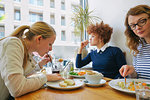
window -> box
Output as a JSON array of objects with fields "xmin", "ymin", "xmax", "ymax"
[
  {"xmin": 61, "ymin": 16, "xmax": 65, "ymax": 26},
  {"xmin": 0, "ymin": 5, "xmax": 5, "ymax": 17},
  {"xmin": 29, "ymin": 12, "xmax": 43, "ymax": 22},
  {"xmin": 50, "ymin": 0, "xmax": 55, "ymax": 8},
  {"xmin": 61, "ymin": 0, "xmax": 65, "ymax": 10},
  {"xmin": 29, "ymin": 0, "xmax": 43, "ymax": 6},
  {"xmin": 50, "ymin": 14, "xmax": 55, "ymax": 25},
  {"xmin": 14, "ymin": 9, "xmax": 21, "ymax": 21},
  {"xmin": 61, "ymin": 30, "xmax": 66, "ymax": 41},
  {"xmin": 14, "ymin": 0, "xmax": 21, "ymax": 2},
  {"xmin": 71, "ymin": 31, "xmax": 80, "ymax": 42},
  {"xmin": 0, "ymin": 26, "xmax": 5, "ymax": 39},
  {"xmin": 29, "ymin": 0, "xmax": 35, "ymax": 4},
  {"xmin": 37, "ymin": 0, "xmax": 43, "ymax": 6}
]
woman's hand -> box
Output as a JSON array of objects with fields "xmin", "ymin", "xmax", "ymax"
[
  {"xmin": 119, "ymin": 65, "xmax": 135, "ymax": 77},
  {"xmin": 38, "ymin": 54, "xmax": 52, "ymax": 69},
  {"xmin": 78, "ymin": 40, "xmax": 89, "ymax": 54},
  {"xmin": 46, "ymin": 74, "xmax": 64, "ymax": 81}
]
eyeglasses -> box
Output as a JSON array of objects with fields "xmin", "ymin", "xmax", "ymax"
[{"xmin": 129, "ymin": 17, "xmax": 149, "ymax": 30}]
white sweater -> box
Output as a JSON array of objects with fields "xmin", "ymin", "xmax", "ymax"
[{"xmin": 0, "ymin": 37, "xmax": 47, "ymax": 100}]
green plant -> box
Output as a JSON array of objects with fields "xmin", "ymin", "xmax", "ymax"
[
  {"xmin": 0, "ymin": 0, "xmax": 5, "ymax": 21},
  {"xmin": 72, "ymin": 4, "xmax": 101, "ymax": 41}
]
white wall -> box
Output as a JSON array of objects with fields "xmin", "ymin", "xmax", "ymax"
[{"xmin": 88, "ymin": 0, "xmax": 150, "ymax": 65}]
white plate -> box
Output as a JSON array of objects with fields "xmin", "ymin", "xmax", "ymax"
[
  {"xmin": 46, "ymin": 79, "xmax": 84, "ymax": 90},
  {"xmin": 85, "ymin": 79, "xmax": 106, "ymax": 87},
  {"xmin": 108, "ymin": 79, "xmax": 150, "ymax": 94},
  {"xmin": 69, "ymin": 75, "xmax": 85, "ymax": 78}
]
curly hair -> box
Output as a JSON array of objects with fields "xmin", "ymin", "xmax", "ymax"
[
  {"xmin": 87, "ymin": 21, "xmax": 113, "ymax": 44},
  {"xmin": 125, "ymin": 5, "xmax": 150, "ymax": 56}
]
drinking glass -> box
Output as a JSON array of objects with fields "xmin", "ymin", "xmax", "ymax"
[
  {"xmin": 135, "ymin": 81, "xmax": 150, "ymax": 100},
  {"xmin": 51, "ymin": 60, "xmax": 62, "ymax": 74}
]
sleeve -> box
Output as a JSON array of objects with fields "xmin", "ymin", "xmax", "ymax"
[
  {"xmin": 1, "ymin": 38, "xmax": 47, "ymax": 97},
  {"xmin": 114, "ymin": 48, "xmax": 127, "ymax": 78},
  {"xmin": 114, "ymin": 47, "xmax": 127, "ymax": 69},
  {"xmin": 34, "ymin": 63, "xmax": 41, "ymax": 71},
  {"xmin": 76, "ymin": 53, "xmax": 91, "ymax": 68},
  {"xmin": 128, "ymin": 56, "xmax": 138, "ymax": 78}
]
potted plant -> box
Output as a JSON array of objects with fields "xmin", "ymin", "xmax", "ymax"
[
  {"xmin": 72, "ymin": 4, "xmax": 101, "ymax": 41},
  {"xmin": 72, "ymin": 4, "xmax": 101, "ymax": 58}
]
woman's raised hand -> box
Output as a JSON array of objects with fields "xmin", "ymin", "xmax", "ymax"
[
  {"xmin": 119, "ymin": 65, "xmax": 135, "ymax": 77},
  {"xmin": 38, "ymin": 54, "xmax": 52, "ymax": 69},
  {"xmin": 78, "ymin": 40, "xmax": 89, "ymax": 54}
]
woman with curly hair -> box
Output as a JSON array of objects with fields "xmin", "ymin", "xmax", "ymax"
[
  {"xmin": 76, "ymin": 22, "xmax": 126, "ymax": 79},
  {"xmin": 119, "ymin": 5, "xmax": 150, "ymax": 80}
]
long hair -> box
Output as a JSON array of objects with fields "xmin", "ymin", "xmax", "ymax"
[
  {"xmin": 124, "ymin": 5, "xmax": 150, "ymax": 56},
  {"xmin": 1, "ymin": 21, "xmax": 56, "ymax": 69}
]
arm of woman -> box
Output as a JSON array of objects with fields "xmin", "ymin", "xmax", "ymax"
[
  {"xmin": 76, "ymin": 40, "xmax": 91, "ymax": 68},
  {"xmin": 1, "ymin": 38, "xmax": 47, "ymax": 97},
  {"xmin": 114, "ymin": 48, "xmax": 127, "ymax": 78},
  {"xmin": 76, "ymin": 53, "xmax": 91, "ymax": 68}
]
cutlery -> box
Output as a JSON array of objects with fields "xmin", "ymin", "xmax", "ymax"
[
  {"xmin": 47, "ymin": 53, "xmax": 54, "ymax": 68},
  {"xmin": 60, "ymin": 60, "xmax": 71, "ymax": 73},
  {"xmin": 124, "ymin": 77, "xmax": 127, "ymax": 88}
]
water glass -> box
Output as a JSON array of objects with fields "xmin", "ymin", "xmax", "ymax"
[{"xmin": 135, "ymin": 81, "xmax": 150, "ymax": 100}]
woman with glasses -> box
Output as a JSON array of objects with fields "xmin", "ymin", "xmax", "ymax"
[
  {"xmin": 119, "ymin": 5, "xmax": 150, "ymax": 80},
  {"xmin": 76, "ymin": 22, "xmax": 126, "ymax": 79}
]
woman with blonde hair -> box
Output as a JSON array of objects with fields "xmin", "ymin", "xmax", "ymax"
[
  {"xmin": 0, "ymin": 21, "xmax": 63, "ymax": 100},
  {"xmin": 119, "ymin": 5, "xmax": 150, "ymax": 79}
]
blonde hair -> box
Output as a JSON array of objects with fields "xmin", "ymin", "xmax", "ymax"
[
  {"xmin": 1, "ymin": 21, "xmax": 56, "ymax": 69},
  {"xmin": 124, "ymin": 5, "xmax": 150, "ymax": 56}
]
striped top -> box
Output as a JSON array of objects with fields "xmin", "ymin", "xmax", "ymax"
[{"xmin": 133, "ymin": 40, "xmax": 150, "ymax": 80}]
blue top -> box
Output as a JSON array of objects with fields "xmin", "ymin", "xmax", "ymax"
[
  {"xmin": 133, "ymin": 39, "xmax": 150, "ymax": 80},
  {"xmin": 76, "ymin": 46, "xmax": 127, "ymax": 79}
]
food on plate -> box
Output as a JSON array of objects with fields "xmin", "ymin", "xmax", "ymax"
[
  {"xmin": 64, "ymin": 79, "xmax": 75, "ymax": 86},
  {"xmin": 69, "ymin": 71, "xmax": 86, "ymax": 76},
  {"xmin": 69, "ymin": 72, "xmax": 78, "ymax": 76},
  {"xmin": 59, "ymin": 79, "xmax": 75, "ymax": 87},
  {"xmin": 78, "ymin": 71, "xmax": 86, "ymax": 76},
  {"xmin": 59, "ymin": 81, "xmax": 67, "ymax": 87},
  {"xmin": 117, "ymin": 81, "xmax": 150, "ymax": 91}
]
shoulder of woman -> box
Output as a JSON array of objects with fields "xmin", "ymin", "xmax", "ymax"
[
  {"xmin": 2, "ymin": 37, "xmax": 21, "ymax": 44},
  {"xmin": 107, "ymin": 46, "xmax": 120, "ymax": 50},
  {"xmin": 5, "ymin": 37, "xmax": 22, "ymax": 46},
  {"xmin": 2, "ymin": 37, "xmax": 24, "ymax": 52}
]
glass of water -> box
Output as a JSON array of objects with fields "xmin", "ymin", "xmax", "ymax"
[{"xmin": 135, "ymin": 81, "xmax": 150, "ymax": 100}]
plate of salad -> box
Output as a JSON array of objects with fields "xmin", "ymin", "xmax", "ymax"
[
  {"xmin": 69, "ymin": 71, "xmax": 86, "ymax": 78},
  {"xmin": 108, "ymin": 79, "xmax": 150, "ymax": 94}
]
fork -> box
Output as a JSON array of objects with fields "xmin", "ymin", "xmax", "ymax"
[
  {"xmin": 47, "ymin": 53, "xmax": 54, "ymax": 68},
  {"xmin": 124, "ymin": 77, "xmax": 127, "ymax": 88}
]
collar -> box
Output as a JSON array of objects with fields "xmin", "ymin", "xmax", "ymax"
[{"xmin": 97, "ymin": 43, "xmax": 108, "ymax": 53}]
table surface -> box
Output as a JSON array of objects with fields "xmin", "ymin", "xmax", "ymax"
[{"xmin": 15, "ymin": 77, "xmax": 136, "ymax": 100}]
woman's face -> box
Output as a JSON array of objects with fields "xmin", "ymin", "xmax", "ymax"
[
  {"xmin": 128, "ymin": 13, "xmax": 150, "ymax": 39},
  {"xmin": 89, "ymin": 33, "xmax": 100, "ymax": 46},
  {"xmin": 37, "ymin": 35, "xmax": 56, "ymax": 56}
]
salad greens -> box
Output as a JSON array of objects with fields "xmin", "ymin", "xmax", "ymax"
[{"xmin": 69, "ymin": 72, "xmax": 78, "ymax": 76}]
